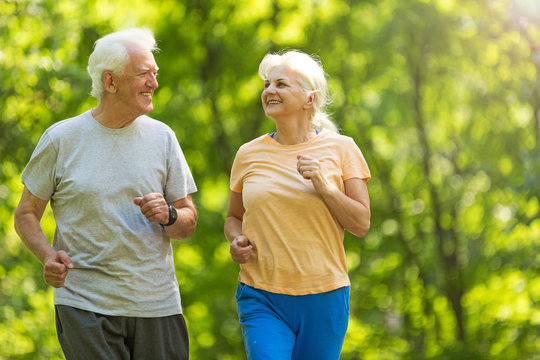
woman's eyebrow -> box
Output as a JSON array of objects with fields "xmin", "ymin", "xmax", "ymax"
[{"xmin": 266, "ymin": 78, "xmax": 288, "ymax": 82}]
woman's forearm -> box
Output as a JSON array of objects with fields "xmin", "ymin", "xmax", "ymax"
[{"xmin": 318, "ymin": 179, "xmax": 371, "ymax": 238}]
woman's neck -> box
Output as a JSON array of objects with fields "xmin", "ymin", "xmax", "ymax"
[{"xmin": 273, "ymin": 123, "xmax": 316, "ymax": 145}]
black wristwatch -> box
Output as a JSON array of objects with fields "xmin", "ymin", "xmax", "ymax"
[{"xmin": 163, "ymin": 205, "xmax": 178, "ymax": 226}]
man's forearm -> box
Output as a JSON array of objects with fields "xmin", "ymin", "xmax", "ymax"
[
  {"xmin": 14, "ymin": 211, "xmax": 55, "ymax": 265},
  {"xmin": 164, "ymin": 205, "xmax": 197, "ymax": 240}
]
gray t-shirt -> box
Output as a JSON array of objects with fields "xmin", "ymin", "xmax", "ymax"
[{"xmin": 21, "ymin": 110, "xmax": 197, "ymax": 317}]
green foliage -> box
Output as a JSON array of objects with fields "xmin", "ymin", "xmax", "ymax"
[{"xmin": 1, "ymin": 0, "xmax": 539, "ymax": 358}]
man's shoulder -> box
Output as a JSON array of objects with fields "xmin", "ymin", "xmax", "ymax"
[
  {"xmin": 44, "ymin": 110, "xmax": 92, "ymax": 138},
  {"xmin": 137, "ymin": 115, "xmax": 174, "ymax": 133}
]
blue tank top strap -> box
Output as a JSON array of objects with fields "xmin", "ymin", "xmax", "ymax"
[{"xmin": 270, "ymin": 130, "xmax": 319, "ymax": 138}]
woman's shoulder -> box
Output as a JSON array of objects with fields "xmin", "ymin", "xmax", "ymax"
[
  {"xmin": 238, "ymin": 133, "xmax": 271, "ymax": 151},
  {"xmin": 319, "ymin": 129, "xmax": 356, "ymax": 145}
]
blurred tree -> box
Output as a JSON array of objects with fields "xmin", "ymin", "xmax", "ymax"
[{"xmin": 1, "ymin": 0, "xmax": 538, "ymax": 359}]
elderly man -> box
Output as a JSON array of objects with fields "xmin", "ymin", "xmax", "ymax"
[{"xmin": 14, "ymin": 28, "xmax": 197, "ymax": 359}]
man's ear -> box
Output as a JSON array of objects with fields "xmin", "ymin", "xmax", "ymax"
[{"xmin": 102, "ymin": 71, "xmax": 117, "ymax": 93}]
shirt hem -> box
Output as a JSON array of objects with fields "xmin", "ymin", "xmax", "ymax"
[
  {"xmin": 53, "ymin": 299, "xmax": 182, "ymax": 318},
  {"xmin": 238, "ymin": 277, "xmax": 351, "ymax": 296}
]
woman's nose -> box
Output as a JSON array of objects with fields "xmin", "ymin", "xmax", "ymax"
[{"xmin": 264, "ymin": 85, "xmax": 276, "ymax": 94}]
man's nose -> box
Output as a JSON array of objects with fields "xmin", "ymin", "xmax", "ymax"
[{"xmin": 147, "ymin": 74, "xmax": 159, "ymax": 88}]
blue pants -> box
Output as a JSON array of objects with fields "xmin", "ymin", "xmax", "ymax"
[{"xmin": 235, "ymin": 283, "xmax": 350, "ymax": 360}]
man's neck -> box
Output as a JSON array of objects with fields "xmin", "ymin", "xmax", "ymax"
[{"xmin": 91, "ymin": 102, "xmax": 139, "ymax": 129}]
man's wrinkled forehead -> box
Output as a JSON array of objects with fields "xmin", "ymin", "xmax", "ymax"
[{"xmin": 126, "ymin": 44, "xmax": 159, "ymax": 71}]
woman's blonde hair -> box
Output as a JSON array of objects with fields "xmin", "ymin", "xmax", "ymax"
[{"xmin": 258, "ymin": 50, "xmax": 337, "ymax": 132}]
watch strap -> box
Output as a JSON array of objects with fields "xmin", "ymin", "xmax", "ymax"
[{"xmin": 163, "ymin": 205, "xmax": 178, "ymax": 226}]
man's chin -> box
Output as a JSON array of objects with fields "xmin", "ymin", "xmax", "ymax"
[{"xmin": 141, "ymin": 104, "xmax": 154, "ymax": 114}]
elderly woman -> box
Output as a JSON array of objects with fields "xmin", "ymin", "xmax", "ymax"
[{"xmin": 224, "ymin": 50, "xmax": 371, "ymax": 359}]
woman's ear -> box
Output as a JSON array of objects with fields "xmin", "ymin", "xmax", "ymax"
[{"xmin": 304, "ymin": 92, "xmax": 316, "ymax": 110}]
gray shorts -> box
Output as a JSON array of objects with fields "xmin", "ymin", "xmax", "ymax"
[{"xmin": 55, "ymin": 305, "xmax": 189, "ymax": 360}]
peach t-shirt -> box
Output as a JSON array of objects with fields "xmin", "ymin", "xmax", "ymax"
[{"xmin": 230, "ymin": 129, "xmax": 371, "ymax": 295}]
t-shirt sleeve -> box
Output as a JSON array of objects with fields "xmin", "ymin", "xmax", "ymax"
[
  {"xmin": 21, "ymin": 132, "xmax": 58, "ymax": 200},
  {"xmin": 164, "ymin": 130, "xmax": 197, "ymax": 203},
  {"xmin": 229, "ymin": 146, "xmax": 246, "ymax": 193},
  {"xmin": 342, "ymin": 137, "xmax": 371, "ymax": 181}
]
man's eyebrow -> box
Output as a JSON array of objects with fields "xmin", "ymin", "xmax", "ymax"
[{"xmin": 136, "ymin": 66, "xmax": 159, "ymax": 72}]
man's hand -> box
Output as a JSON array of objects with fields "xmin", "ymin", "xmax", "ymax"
[
  {"xmin": 134, "ymin": 193, "xmax": 169, "ymax": 224},
  {"xmin": 44, "ymin": 250, "xmax": 73, "ymax": 288}
]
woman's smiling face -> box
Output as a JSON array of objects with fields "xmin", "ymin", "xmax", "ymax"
[{"xmin": 261, "ymin": 65, "xmax": 311, "ymax": 120}]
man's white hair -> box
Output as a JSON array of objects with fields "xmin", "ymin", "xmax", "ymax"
[{"xmin": 87, "ymin": 28, "xmax": 158, "ymax": 99}]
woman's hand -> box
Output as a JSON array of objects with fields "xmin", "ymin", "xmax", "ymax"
[
  {"xmin": 297, "ymin": 154, "xmax": 330, "ymax": 193},
  {"xmin": 297, "ymin": 154, "xmax": 371, "ymax": 238},
  {"xmin": 230, "ymin": 235, "xmax": 253, "ymax": 264}
]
